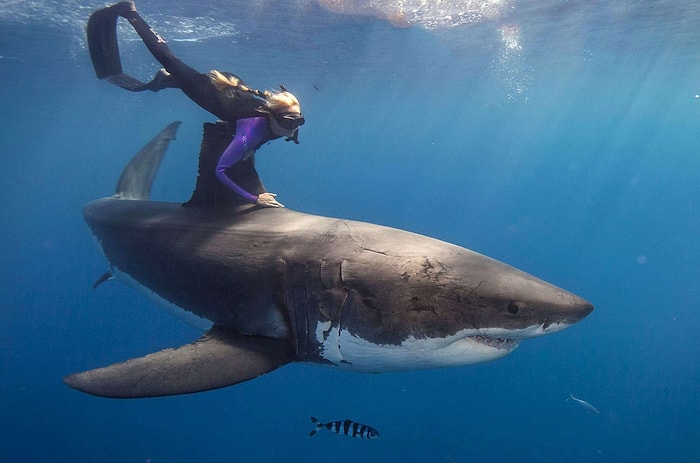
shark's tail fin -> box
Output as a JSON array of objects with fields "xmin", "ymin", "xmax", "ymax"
[{"xmin": 116, "ymin": 121, "xmax": 181, "ymax": 200}]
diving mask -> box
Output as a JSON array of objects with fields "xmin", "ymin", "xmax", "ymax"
[{"xmin": 277, "ymin": 112, "xmax": 305, "ymax": 131}]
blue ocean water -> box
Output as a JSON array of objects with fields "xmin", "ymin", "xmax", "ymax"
[{"xmin": 2, "ymin": 0, "xmax": 699, "ymax": 461}]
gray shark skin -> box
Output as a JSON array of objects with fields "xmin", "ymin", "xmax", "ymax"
[{"xmin": 64, "ymin": 123, "xmax": 593, "ymax": 398}]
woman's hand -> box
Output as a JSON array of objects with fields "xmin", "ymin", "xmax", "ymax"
[{"xmin": 255, "ymin": 192, "xmax": 285, "ymax": 208}]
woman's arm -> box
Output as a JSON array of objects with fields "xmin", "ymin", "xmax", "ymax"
[{"xmin": 215, "ymin": 117, "xmax": 269, "ymax": 203}]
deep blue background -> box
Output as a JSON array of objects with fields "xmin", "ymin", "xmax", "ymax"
[{"xmin": 2, "ymin": 1, "xmax": 699, "ymax": 461}]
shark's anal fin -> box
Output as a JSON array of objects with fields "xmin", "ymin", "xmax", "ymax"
[{"xmin": 63, "ymin": 326, "xmax": 294, "ymax": 398}]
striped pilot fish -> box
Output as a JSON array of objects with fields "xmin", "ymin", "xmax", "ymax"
[{"xmin": 309, "ymin": 417, "xmax": 380, "ymax": 439}]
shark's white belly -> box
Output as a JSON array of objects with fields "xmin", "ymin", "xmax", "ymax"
[{"xmin": 315, "ymin": 321, "xmax": 520, "ymax": 372}]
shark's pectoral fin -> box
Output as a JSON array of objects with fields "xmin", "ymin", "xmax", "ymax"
[{"xmin": 63, "ymin": 326, "xmax": 294, "ymax": 398}]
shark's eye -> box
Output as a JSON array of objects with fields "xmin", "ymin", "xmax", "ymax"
[{"xmin": 507, "ymin": 302, "xmax": 520, "ymax": 314}]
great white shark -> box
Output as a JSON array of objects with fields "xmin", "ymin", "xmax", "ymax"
[{"xmin": 64, "ymin": 122, "xmax": 593, "ymax": 398}]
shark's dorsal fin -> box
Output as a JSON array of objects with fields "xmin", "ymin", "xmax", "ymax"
[
  {"xmin": 116, "ymin": 121, "xmax": 181, "ymax": 200},
  {"xmin": 63, "ymin": 325, "xmax": 294, "ymax": 398}
]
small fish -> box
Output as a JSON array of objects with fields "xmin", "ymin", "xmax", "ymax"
[
  {"xmin": 309, "ymin": 417, "xmax": 380, "ymax": 439},
  {"xmin": 568, "ymin": 392, "xmax": 600, "ymax": 414},
  {"xmin": 92, "ymin": 269, "xmax": 114, "ymax": 289}
]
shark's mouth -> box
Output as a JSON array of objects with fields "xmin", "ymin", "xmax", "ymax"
[{"xmin": 471, "ymin": 335, "xmax": 520, "ymax": 350}]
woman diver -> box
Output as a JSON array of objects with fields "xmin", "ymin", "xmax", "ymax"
[{"xmin": 87, "ymin": 1, "xmax": 305, "ymax": 208}]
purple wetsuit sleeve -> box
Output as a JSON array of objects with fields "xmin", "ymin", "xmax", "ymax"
[{"xmin": 215, "ymin": 117, "xmax": 268, "ymax": 202}]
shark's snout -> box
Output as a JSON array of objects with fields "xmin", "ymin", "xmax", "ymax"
[
  {"xmin": 569, "ymin": 297, "xmax": 594, "ymax": 321},
  {"xmin": 535, "ymin": 295, "xmax": 594, "ymax": 337},
  {"xmin": 550, "ymin": 293, "xmax": 594, "ymax": 328}
]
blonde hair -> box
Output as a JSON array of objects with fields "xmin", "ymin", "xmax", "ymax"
[
  {"xmin": 208, "ymin": 70, "xmax": 300, "ymax": 112},
  {"xmin": 208, "ymin": 70, "xmax": 266, "ymax": 97},
  {"xmin": 264, "ymin": 91, "xmax": 300, "ymax": 112}
]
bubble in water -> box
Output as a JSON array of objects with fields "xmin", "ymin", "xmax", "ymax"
[
  {"xmin": 500, "ymin": 24, "xmax": 522, "ymax": 51},
  {"xmin": 494, "ymin": 22, "xmax": 532, "ymax": 101}
]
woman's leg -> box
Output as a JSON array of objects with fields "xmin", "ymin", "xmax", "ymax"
[
  {"xmin": 117, "ymin": 2, "xmax": 200, "ymax": 83},
  {"xmin": 88, "ymin": 3, "xmax": 218, "ymax": 98},
  {"xmin": 119, "ymin": 3, "xmax": 230, "ymax": 114}
]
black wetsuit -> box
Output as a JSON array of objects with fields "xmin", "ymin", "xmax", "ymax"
[
  {"xmin": 95, "ymin": 3, "xmax": 279, "ymax": 207},
  {"xmin": 120, "ymin": 7, "xmax": 265, "ymax": 122}
]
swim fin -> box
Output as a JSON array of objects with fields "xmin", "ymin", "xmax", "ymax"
[{"xmin": 86, "ymin": 2, "xmax": 169, "ymax": 92}]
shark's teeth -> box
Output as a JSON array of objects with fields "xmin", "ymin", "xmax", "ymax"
[{"xmin": 471, "ymin": 335, "xmax": 519, "ymax": 350}]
